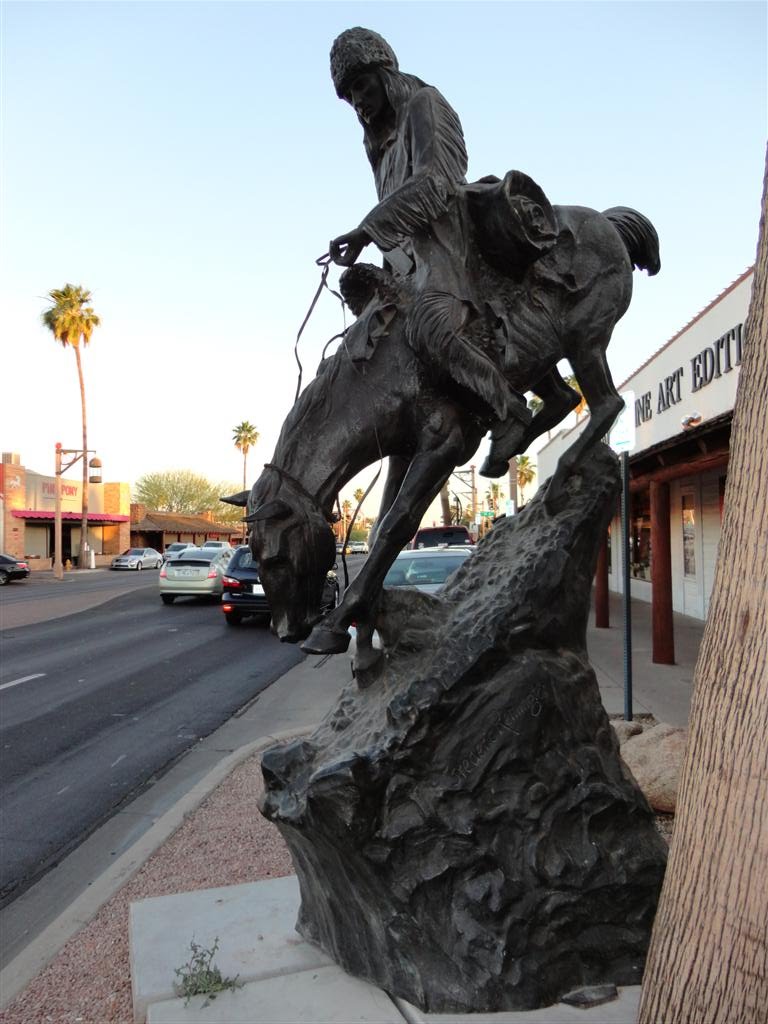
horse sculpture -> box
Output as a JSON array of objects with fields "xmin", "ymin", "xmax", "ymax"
[{"xmin": 223, "ymin": 176, "xmax": 659, "ymax": 668}]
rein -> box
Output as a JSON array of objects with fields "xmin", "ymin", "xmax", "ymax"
[{"xmin": 283, "ymin": 254, "xmax": 390, "ymax": 591}]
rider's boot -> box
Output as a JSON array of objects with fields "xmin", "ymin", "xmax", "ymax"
[{"xmin": 479, "ymin": 393, "xmax": 533, "ymax": 478}]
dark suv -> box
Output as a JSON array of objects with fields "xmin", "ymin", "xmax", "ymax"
[
  {"xmin": 410, "ymin": 526, "xmax": 473, "ymax": 549},
  {"xmin": 221, "ymin": 546, "xmax": 340, "ymax": 626}
]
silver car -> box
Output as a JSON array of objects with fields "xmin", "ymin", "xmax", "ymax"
[
  {"xmin": 382, "ymin": 546, "xmax": 473, "ymax": 594},
  {"xmin": 110, "ymin": 547, "xmax": 163, "ymax": 571},
  {"xmin": 159, "ymin": 548, "xmax": 231, "ymax": 604},
  {"xmin": 162, "ymin": 542, "xmax": 197, "ymax": 563}
]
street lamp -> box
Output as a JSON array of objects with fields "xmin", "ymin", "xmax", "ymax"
[{"xmin": 53, "ymin": 443, "xmax": 102, "ymax": 580}]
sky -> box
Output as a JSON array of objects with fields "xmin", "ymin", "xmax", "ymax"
[{"xmin": 1, "ymin": 0, "xmax": 765, "ymax": 515}]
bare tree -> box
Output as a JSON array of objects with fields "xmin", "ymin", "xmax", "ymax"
[{"xmin": 638, "ymin": 154, "xmax": 768, "ymax": 1024}]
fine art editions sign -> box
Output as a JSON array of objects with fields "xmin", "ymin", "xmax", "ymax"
[{"xmin": 634, "ymin": 321, "xmax": 744, "ymax": 427}]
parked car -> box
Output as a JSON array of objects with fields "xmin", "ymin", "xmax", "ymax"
[
  {"xmin": 110, "ymin": 547, "xmax": 163, "ymax": 571},
  {"xmin": 335, "ymin": 542, "xmax": 351, "ymax": 556},
  {"xmin": 221, "ymin": 545, "xmax": 340, "ymax": 626},
  {"xmin": 162, "ymin": 542, "xmax": 197, "ymax": 563},
  {"xmin": 383, "ymin": 546, "xmax": 473, "ymax": 593},
  {"xmin": 409, "ymin": 525, "xmax": 473, "ymax": 549},
  {"xmin": 348, "ymin": 547, "xmax": 474, "ymax": 672},
  {"xmin": 0, "ymin": 553, "xmax": 30, "ymax": 585},
  {"xmin": 349, "ymin": 540, "xmax": 369, "ymax": 554},
  {"xmin": 201, "ymin": 540, "xmax": 235, "ymax": 554},
  {"xmin": 159, "ymin": 548, "xmax": 231, "ymax": 604}
]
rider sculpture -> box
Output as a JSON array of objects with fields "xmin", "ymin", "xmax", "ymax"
[
  {"xmin": 328, "ymin": 26, "xmax": 554, "ymax": 476},
  {"xmin": 230, "ymin": 27, "xmax": 659, "ymax": 664}
]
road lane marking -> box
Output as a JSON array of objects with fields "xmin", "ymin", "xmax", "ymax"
[
  {"xmin": 0, "ymin": 673, "xmax": 46, "ymax": 692},
  {"xmin": 110, "ymin": 754, "xmax": 127, "ymax": 768}
]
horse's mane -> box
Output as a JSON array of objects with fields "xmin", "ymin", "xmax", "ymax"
[{"xmin": 277, "ymin": 347, "xmax": 346, "ymax": 472}]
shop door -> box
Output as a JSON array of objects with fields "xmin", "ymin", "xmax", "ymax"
[{"xmin": 680, "ymin": 488, "xmax": 704, "ymax": 619}]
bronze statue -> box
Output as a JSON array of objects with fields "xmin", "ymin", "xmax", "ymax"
[
  {"xmin": 229, "ymin": 27, "xmax": 659, "ymax": 661},
  {"xmin": 245, "ymin": 30, "xmax": 667, "ymax": 1014}
]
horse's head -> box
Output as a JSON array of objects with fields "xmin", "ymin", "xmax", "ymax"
[{"xmin": 244, "ymin": 473, "xmax": 336, "ymax": 643}]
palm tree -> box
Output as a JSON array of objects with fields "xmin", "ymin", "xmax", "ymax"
[
  {"xmin": 341, "ymin": 498, "xmax": 353, "ymax": 542},
  {"xmin": 232, "ymin": 421, "xmax": 259, "ymax": 491},
  {"xmin": 564, "ymin": 374, "xmax": 588, "ymax": 420},
  {"xmin": 516, "ymin": 455, "xmax": 536, "ymax": 504},
  {"xmin": 353, "ymin": 487, "xmax": 365, "ymax": 508},
  {"xmin": 41, "ymin": 284, "xmax": 100, "ymax": 567},
  {"xmin": 485, "ymin": 481, "xmax": 503, "ymax": 513}
]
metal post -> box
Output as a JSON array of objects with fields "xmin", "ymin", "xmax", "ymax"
[
  {"xmin": 54, "ymin": 443, "xmax": 63, "ymax": 580},
  {"xmin": 620, "ymin": 451, "xmax": 633, "ymax": 720}
]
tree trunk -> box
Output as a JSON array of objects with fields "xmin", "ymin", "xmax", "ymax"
[
  {"xmin": 75, "ymin": 345, "xmax": 89, "ymax": 568},
  {"xmin": 638, "ymin": 152, "xmax": 768, "ymax": 1024},
  {"xmin": 243, "ymin": 450, "xmax": 247, "ymax": 492},
  {"xmin": 440, "ymin": 483, "xmax": 452, "ymax": 526}
]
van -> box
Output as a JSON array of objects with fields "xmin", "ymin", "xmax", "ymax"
[{"xmin": 410, "ymin": 526, "xmax": 473, "ymax": 549}]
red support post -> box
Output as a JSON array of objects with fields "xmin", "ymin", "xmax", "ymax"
[
  {"xmin": 595, "ymin": 531, "xmax": 610, "ymax": 628},
  {"xmin": 650, "ymin": 479, "xmax": 675, "ymax": 664}
]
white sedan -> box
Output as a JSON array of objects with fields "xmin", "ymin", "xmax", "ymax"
[{"xmin": 110, "ymin": 547, "xmax": 163, "ymax": 571}]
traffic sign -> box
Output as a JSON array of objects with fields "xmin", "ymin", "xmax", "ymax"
[{"xmin": 609, "ymin": 391, "xmax": 636, "ymax": 454}]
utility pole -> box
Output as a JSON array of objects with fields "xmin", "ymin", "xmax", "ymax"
[
  {"xmin": 508, "ymin": 457, "xmax": 518, "ymax": 513},
  {"xmin": 53, "ymin": 443, "xmax": 101, "ymax": 580}
]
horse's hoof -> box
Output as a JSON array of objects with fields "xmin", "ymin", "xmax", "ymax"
[
  {"xmin": 354, "ymin": 646, "xmax": 384, "ymax": 677},
  {"xmin": 355, "ymin": 662, "xmax": 384, "ymax": 690},
  {"xmin": 302, "ymin": 624, "xmax": 351, "ymax": 655}
]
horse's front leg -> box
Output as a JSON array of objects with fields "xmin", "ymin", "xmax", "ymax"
[{"xmin": 302, "ymin": 423, "xmax": 468, "ymax": 655}]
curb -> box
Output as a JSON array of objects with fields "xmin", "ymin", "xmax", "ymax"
[{"xmin": 0, "ymin": 726, "xmax": 315, "ymax": 1011}]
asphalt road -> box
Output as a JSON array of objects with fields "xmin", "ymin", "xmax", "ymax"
[{"xmin": 0, "ymin": 576, "xmax": 303, "ymax": 905}]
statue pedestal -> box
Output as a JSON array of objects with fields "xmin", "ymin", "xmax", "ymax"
[{"xmin": 261, "ymin": 445, "xmax": 667, "ymax": 1014}]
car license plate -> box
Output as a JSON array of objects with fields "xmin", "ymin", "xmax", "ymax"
[
  {"xmin": 178, "ymin": 568, "xmax": 196, "ymax": 577},
  {"xmin": 252, "ymin": 584, "xmax": 264, "ymax": 595}
]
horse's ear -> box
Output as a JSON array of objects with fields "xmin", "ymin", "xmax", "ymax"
[
  {"xmin": 244, "ymin": 499, "xmax": 292, "ymax": 523},
  {"xmin": 220, "ymin": 490, "xmax": 250, "ymax": 508}
]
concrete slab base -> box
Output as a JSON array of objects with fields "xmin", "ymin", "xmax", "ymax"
[
  {"xmin": 130, "ymin": 875, "xmax": 641, "ymax": 1024},
  {"xmin": 146, "ymin": 965, "xmax": 405, "ymax": 1023},
  {"xmin": 129, "ymin": 875, "xmax": 331, "ymax": 1023}
]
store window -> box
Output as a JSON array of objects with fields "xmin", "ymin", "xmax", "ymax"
[
  {"xmin": 682, "ymin": 494, "xmax": 696, "ymax": 576},
  {"xmin": 630, "ymin": 491, "xmax": 651, "ymax": 581}
]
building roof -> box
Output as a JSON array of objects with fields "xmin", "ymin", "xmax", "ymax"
[
  {"xmin": 12, "ymin": 510, "xmax": 130, "ymax": 522},
  {"xmin": 617, "ymin": 266, "xmax": 755, "ymax": 390},
  {"xmin": 131, "ymin": 510, "xmax": 241, "ymax": 534}
]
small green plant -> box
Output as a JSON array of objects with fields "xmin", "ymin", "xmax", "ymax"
[{"xmin": 173, "ymin": 936, "xmax": 241, "ymax": 1006}]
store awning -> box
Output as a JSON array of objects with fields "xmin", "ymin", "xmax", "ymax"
[{"xmin": 12, "ymin": 510, "xmax": 130, "ymax": 522}]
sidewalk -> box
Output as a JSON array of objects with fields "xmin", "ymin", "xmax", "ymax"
[
  {"xmin": 0, "ymin": 596, "xmax": 701, "ymax": 1022},
  {"xmin": 588, "ymin": 591, "xmax": 702, "ymax": 728}
]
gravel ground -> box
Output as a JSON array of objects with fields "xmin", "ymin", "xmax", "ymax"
[
  {"xmin": 0, "ymin": 751, "xmax": 293, "ymax": 1024},
  {"xmin": 1, "ymin": 739, "xmax": 674, "ymax": 1024}
]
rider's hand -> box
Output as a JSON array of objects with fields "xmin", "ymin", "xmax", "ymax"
[{"xmin": 329, "ymin": 228, "xmax": 371, "ymax": 267}]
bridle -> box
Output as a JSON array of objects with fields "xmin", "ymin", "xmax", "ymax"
[{"xmin": 263, "ymin": 463, "xmax": 339, "ymax": 526}]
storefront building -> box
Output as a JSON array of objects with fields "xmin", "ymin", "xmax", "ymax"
[
  {"xmin": 537, "ymin": 267, "xmax": 753, "ymax": 661},
  {"xmin": 130, "ymin": 505, "xmax": 242, "ymax": 549},
  {"xmin": 0, "ymin": 453, "xmax": 131, "ymax": 567}
]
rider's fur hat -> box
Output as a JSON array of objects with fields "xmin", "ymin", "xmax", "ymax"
[{"xmin": 330, "ymin": 28, "xmax": 398, "ymax": 99}]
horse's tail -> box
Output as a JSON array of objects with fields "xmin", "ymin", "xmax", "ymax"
[{"xmin": 602, "ymin": 206, "xmax": 661, "ymax": 276}]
